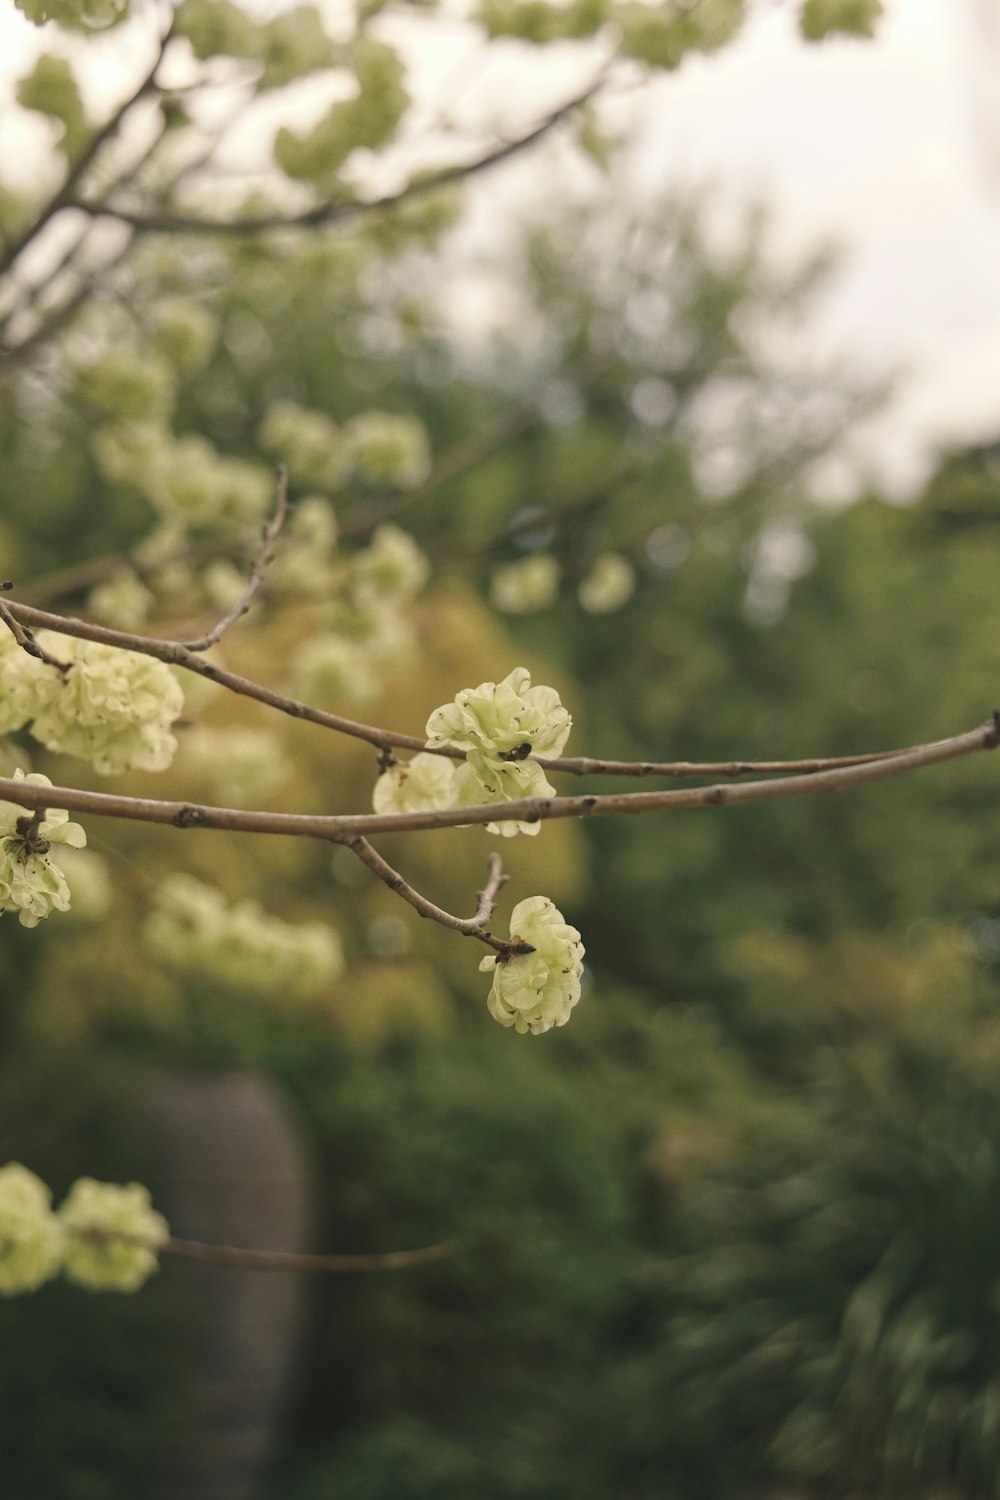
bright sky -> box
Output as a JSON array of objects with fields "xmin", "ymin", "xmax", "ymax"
[{"xmin": 2, "ymin": 0, "xmax": 999, "ymax": 496}]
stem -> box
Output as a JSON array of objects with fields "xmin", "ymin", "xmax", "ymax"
[
  {"xmin": 181, "ymin": 468, "xmax": 289, "ymax": 651},
  {"xmin": 0, "ymin": 719, "xmax": 993, "ymax": 840},
  {"xmin": 347, "ymin": 842, "xmax": 524, "ymax": 954},
  {"xmin": 74, "ymin": 68, "xmax": 609, "ymax": 236},
  {"xmin": 0, "ymin": 21, "xmax": 173, "ymax": 278},
  {"xmin": 70, "ymin": 1227, "xmax": 452, "ymax": 1274},
  {"xmin": 1, "ymin": 600, "xmax": 973, "ymax": 781}
]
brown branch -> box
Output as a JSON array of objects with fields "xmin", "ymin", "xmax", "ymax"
[
  {"xmin": 73, "ymin": 67, "xmax": 609, "ymax": 236},
  {"xmin": 181, "ymin": 468, "xmax": 289, "ymax": 651},
  {"xmin": 0, "ymin": 20, "xmax": 174, "ymax": 278},
  {"xmin": 0, "ymin": 591, "xmax": 70, "ymax": 671},
  {"xmin": 70, "ymin": 1227, "xmax": 453, "ymax": 1274},
  {"xmin": 347, "ymin": 841, "xmax": 525, "ymax": 954},
  {"xmin": 0, "ymin": 719, "xmax": 993, "ymax": 843},
  {"xmin": 0, "ymin": 598, "xmax": 987, "ymax": 784}
]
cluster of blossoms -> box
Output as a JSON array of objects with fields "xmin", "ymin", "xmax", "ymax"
[
  {"xmin": 145, "ymin": 874, "xmax": 344, "ymax": 1003},
  {"xmin": 480, "ymin": 897, "xmax": 585, "ymax": 1035},
  {"xmin": 423, "ymin": 666, "xmax": 572, "ymax": 837},
  {"xmin": 292, "ymin": 523, "xmax": 429, "ymax": 707},
  {"xmin": 0, "ymin": 771, "xmax": 87, "ymax": 927},
  {"xmin": 0, "ymin": 1162, "xmax": 168, "ymax": 1297},
  {"xmin": 372, "ymin": 671, "xmax": 587, "ymax": 1031},
  {"xmin": 0, "ymin": 630, "xmax": 184, "ymax": 776},
  {"xmin": 374, "ymin": 666, "xmax": 572, "ymax": 837},
  {"xmin": 178, "ymin": 725, "xmax": 288, "ymax": 808}
]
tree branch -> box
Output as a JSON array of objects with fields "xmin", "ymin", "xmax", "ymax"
[
  {"xmin": 0, "ymin": 719, "xmax": 993, "ymax": 841},
  {"xmin": 73, "ymin": 68, "xmax": 608, "ymax": 236},
  {"xmin": 0, "ymin": 19, "xmax": 174, "ymax": 278},
  {"xmin": 1, "ymin": 599, "xmax": 989, "ymax": 783},
  {"xmin": 71, "ymin": 1227, "xmax": 453, "ymax": 1274},
  {"xmin": 346, "ymin": 842, "xmax": 525, "ymax": 954},
  {"xmin": 180, "ymin": 468, "xmax": 289, "ymax": 651}
]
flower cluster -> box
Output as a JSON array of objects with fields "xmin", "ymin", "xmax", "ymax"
[
  {"xmin": 423, "ymin": 667, "xmax": 571, "ymax": 836},
  {"xmin": 14, "ymin": 633, "xmax": 185, "ymax": 775},
  {"xmin": 145, "ymin": 874, "xmax": 343, "ymax": 1002},
  {"xmin": 290, "ymin": 524, "xmax": 428, "ymax": 705},
  {"xmin": 59, "ymin": 1178, "xmax": 169, "ymax": 1292},
  {"xmin": 0, "ymin": 771, "xmax": 87, "ymax": 927},
  {"xmin": 0, "ymin": 1163, "xmax": 168, "ymax": 1297},
  {"xmin": 372, "ymin": 751, "xmax": 459, "ymax": 816},
  {"xmin": 480, "ymin": 897, "xmax": 585, "ymax": 1035}
]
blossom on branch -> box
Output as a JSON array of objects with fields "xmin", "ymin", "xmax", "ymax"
[
  {"xmin": 372, "ymin": 751, "xmax": 458, "ymax": 815},
  {"xmin": 0, "ymin": 770, "xmax": 87, "ymax": 928},
  {"xmin": 480, "ymin": 896, "xmax": 585, "ymax": 1035},
  {"xmin": 425, "ymin": 667, "xmax": 571, "ymax": 834},
  {"xmin": 59, "ymin": 1179, "xmax": 169, "ymax": 1293},
  {"xmin": 28, "ymin": 633, "xmax": 184, "ymax": 775},
  {"xmin": 0, "ymin": 1163, "xmax": 63, "ymax": 1295}
]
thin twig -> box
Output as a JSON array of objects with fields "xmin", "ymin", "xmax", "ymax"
[
  {"xmin": 74, "ymin": 67, "xmax": 609, "ymax": 235},
  {"xmin": 181, "ymin": 468, "xmax": 289, "ymax": 651},
  {"xmin": 0, "ymin": 719, "xmax": 993, "ymax": 842},
  {"xmin": 0, "ymin": 590, "xmax": 70, "ymax": 671},
  {"xmin": 70, "ymin": 1228, "xmax": 453, "ymax": 1274},
  {"xmin": 347, "ymin": 841, "xmax": 524, "ymax": 954},
  {"xmin": 0, "ymin": 598, "xmax": 965, "ymax": 780},
  {"xmin": 0, "ymin": 20, "xmax": 174, "ymax": 277}
]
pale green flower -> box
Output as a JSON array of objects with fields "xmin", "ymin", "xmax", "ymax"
[
  {"xmin": 0, "ymin": 771, "xmax": 87, "ymax": 928},
  {"xmin": 479, "ymin": 896, "xmax": 585, "ymax": 1035},
  {"xmin": 0, "ymin": 1163, "xmax": 63, "ymax": 1295},
  {"xmin": 0, "ymin": 630, "xmax": 59, "ymax": 736},
  {"xmin": 292, "ymin": 633, "xmax": 379, "ymax": 707},
  {"xmin": 87, "ymin": 568, "xmax": 154, "ymax": 631},
  {"xmin": 180, "ymin": 725, "xmax": 287, "ymax": 807},
  {"xmin": 490, "ymin": 554, "xmax": 560, "ymax": 615},
  {"xmin": 145, "ymin": 874, "xmax": 343, "ymax": 1002},
  {"xmin": 577, "ymin": 552, "xmax": 635, "ymax": 614},
  {"xmin": 28, "ymin": 633, "xmax": 184, "ymax": 776},
  {"xmin": 373, "ymin": 752, "xmax": 457, "ymax": 816},
  {"xmin": 345, "ymin": 411, "xmax": 432, "ymax": 489},
  {"xmin": 59, "ymin": 1179, "xmax": 169, "ymax": 1293},
  {"xmin": 151, "ymin": 299, "xmax": 217, "ymax": 374},
  {"xmin": 354, "ymin": 524, "xmax": 429, "ymax": 602},
  {"xmin": 258, "ymin": 401, "xmax": 350, "ymax": 492},
  {"xmin": 453, "ymin": 756, "xmax": 552, "ymax": 838},
  {"xmin": 426, "ymin": 666, "xmax": 572, "ymax": 768}
]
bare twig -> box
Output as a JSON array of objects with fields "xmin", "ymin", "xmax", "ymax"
[
  {"xmin": 0, "ymin": 596, "xmax": 983, "ymax": 781},
  {"xmin": 181, "ymin": 468, "xmax": 289, "ymax": 651},
  {"xmin": 346, "ymin": 841, "xmax": 525, "ymax": 954},
  {"xmin": 0, "ymin": 20, "xmax": 174, "ymax": 278},
  {"xmin": 0, "ymin": 719, "xmax": 993, "ymax": 842},
  {"xmin": 70, "ymin": 1227, "xmax": 453, "ymax": 1274},
  {"xmin": 73, "ymin": 68, "xmax": 609, "ymax": 236},
  {"xmin": 0, "ymin": 590, "xmax": 70, "ymax": 671}
]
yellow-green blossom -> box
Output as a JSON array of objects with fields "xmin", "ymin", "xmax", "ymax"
[
  {"xmin": 490, "ymin": 554, "xmax": 560, "ymax": 615},
  {"xmin": 373, "ymin": 752, "xmax": 457, "ymax": 816},
  {"xmin": 479, "ymin": 896, "xmax": 585, "ymax": 1035},
  {"xmin": 0, "ymin": 1163, "xmax": 63, "ymax": 1295},
  {"xmin": 145, "ymin": 874, "xmax": 343, "ymax": 1002},
  {"xmin": 577, "ymin": 552, "xmax": 635, "ymax": 614},
  {"xmin": 29, "ymin": 633, "xmax": 184, "ymax": 775},
  {"xmin": 59, "ymin": 1178, "xmax": 169, "ymax": 1293},
  {"xmin": 0, "ymin": 771, "xmax": 87, "ymax": 928}
]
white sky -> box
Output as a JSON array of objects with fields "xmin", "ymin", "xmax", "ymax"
[{"xmin": 2, "ymin": 0, "xmax": 999, "ymax": 496}]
